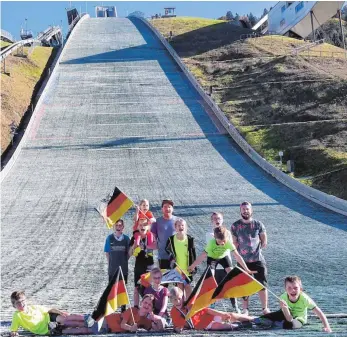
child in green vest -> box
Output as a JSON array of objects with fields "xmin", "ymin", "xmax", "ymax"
[
  {"xmin": 254, "ymin": 275, "xmax": 332, "ymax": 332},
  {"xmin": 188, "ymin": 226, "xmax": 255, "ymax": 275}
]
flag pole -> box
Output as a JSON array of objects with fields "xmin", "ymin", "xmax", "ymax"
[
  {"xmin": 116, "ymin": 192, "xmax": 153, "ymax": 225},
  {"xmin": 99, "ymin": 187, "xmax": 137, "ymax": 228},
  {"xmin": 235, "ymin": 265, "xmax": 281, "ymax": 301},
  {"xmin": 185, "ymin": 266, "xmax": 210, "ymax": 319},
  {"xmin": 119, "ymin": 266, "xmax": 136, "ymax": 325},
  {"xmin": 98, "ymin": 187, "xmax": 154, "ymax": 228},
  {"xmin": 133, "ymin": 203, "xmax": 153, "ymax": 223},
  {"xmin": 174, "ymin": 263, "xmax": 192, "ymax": 284}
]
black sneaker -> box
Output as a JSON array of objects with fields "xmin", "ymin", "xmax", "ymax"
[{"xmin": 50, "ymin": 325, "xmax": 63, "ymax": 336}]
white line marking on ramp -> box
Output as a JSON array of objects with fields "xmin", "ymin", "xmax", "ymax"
[
  {"xmin": 94, "ymin": 112, "xmax": 164, "ymax": 115},
  {"xmin": 87, "ymin": 135, "xmax": 167, "ymax": 139},
  {"xmin": 88, "ymin": 146, "xmax": 172, "ymax": 151},
  {"xmin": 93, "ymin": 123, "xmax": 156, "ymax": 126}
]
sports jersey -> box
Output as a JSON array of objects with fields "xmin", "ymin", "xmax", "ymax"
[
  {"xmin": 205, "ymin": 238, "xmax": 235, "ymax": 259},
  {"xmin": 11, "ymin": 305, "xmax": 50, "ymax": 335},
  {"xmin": 280, "ymin": 292, "xmax": 316, "ymax": 324}
]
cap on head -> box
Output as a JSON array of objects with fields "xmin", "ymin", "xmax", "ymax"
[{"xmin": 162, "ymin": 199, "xmax": 174, "ymax": 207}]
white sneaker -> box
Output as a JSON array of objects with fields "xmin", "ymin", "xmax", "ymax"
[
  {"xmin": 241, "ymin": 308, "xmax": 249, "ymax": 315},
  {"xmin": 84, "ymin": 314, "xmax": 95, "ymax": 328}
]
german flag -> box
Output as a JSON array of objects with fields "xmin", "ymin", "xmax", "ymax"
[
  {"xmin": 104, "ymin": 187, "xmax": 133, "ymax": 229},
  {"xmin": 91, "ymin": 267, "xmax": 129, "ymax": 322},
  {"xmin": 212, "ymin": 266, "xmax": 264, "ymax": 300},
  {"xmin": 185, "ymin": 266, "xmax": 217, "ymax": 320}
]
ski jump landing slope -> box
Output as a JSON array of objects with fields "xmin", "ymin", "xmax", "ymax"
[{"xmin": 1, "ymin": 17, "xmax": 346, "ymax": 335}]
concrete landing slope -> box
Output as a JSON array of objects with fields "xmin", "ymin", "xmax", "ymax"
[{"xmin": 1, "ymin": 17, "xmax": 346, "ymax": 333}]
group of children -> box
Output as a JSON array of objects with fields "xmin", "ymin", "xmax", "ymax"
[{"xmin": 9, "ymin": 199, "xmax": 332, "ymax": 335}]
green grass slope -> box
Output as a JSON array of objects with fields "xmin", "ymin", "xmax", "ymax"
[
  {"xmin": 151, "ymin": 18, "xmax": 347, "ymax": 200},
  {"xmin": 1, "ymin": 46, "xmax": 54, "ymax": 154}
]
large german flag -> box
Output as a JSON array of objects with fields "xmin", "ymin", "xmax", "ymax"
[
  {"xmin": 104, "ymin": 187, "xmax": 133, "ymax": 229},
  {"xmin": 185, "ymin": 266, "xmax": 217, "ymax": 320},
  {"xmin": 212, "ymin": 266, "xmax": 264, "ymax": 300},
  {"xmin": 91, "ymin": 267, "xmax": 129, "ymax": 322}
]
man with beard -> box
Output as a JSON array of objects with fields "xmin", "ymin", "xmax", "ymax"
[
  {"xmin": 231, "ymin": 202, "xmax": 269, "ymax": 316},
  {"xmin": 151, "ymin": 199, "xmax": 177, "ymax": 269}
]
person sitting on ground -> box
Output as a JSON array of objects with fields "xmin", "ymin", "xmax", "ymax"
[
  {"xmin": 254, "ymin": 275, "xmax": 332, "ymax": 332},
  {"xmin": 169, "ymin": 287, "xmax": 254, "ymax": 333},
  {"xmin": 165, "ymin": 218, "xmax": 196, "ymax": 299},
  {"xmin": 188, "ymin": 226, "xmax": 255, "ymax": 276},
  {"xmin": 106, "ymin": 294, "xmax": 166, "ymax": 332},
  {"xmin": 9, "ymin": 290, "xmax": 87, "ymax": 336},
  {"xmin": 144, "ymin": 268, "xmax": 169, "ymax": 318}
]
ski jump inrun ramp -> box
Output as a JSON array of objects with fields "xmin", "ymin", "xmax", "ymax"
[{"xmin": 1, "ymin": 16, "xmax": 346, "ymax": 336}]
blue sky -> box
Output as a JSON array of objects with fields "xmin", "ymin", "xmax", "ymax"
[{"xmin": 1, "ymin": 1, "xmax": 277, "ymax": 40}]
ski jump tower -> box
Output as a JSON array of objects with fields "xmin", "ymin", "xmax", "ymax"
[{"xmin": 253, "ymin": 1, "xmax": 345, "ymax": 39}]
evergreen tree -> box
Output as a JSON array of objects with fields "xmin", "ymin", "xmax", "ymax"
[
  {"xmin": 234, "ymin": 12, "xmax": 240, "ymax": 21},
  {"xmin": 248, "ymin": 12, "xmax": 257, "ymax": 26},
  {"xmin": 226, "ymin": 11, "xmax": 234, "ymax": 20},
  {"xmin": 342, "ymin": 6, "xmax": 347, "ymax": 21},
  {"xmin": 262, "ymin": 8, "xmax": 269, "ymax": 17}
]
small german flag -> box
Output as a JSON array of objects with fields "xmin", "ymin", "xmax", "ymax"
[
  {"xmin": 91, "ymin": 267, "xmax": 129, "ymax": 322},
  {"xmin": 185, "ymin": 266, "xmax": 217, "ymax": 320},
  {"xmin": 212, "ymin": 266, "xmax": 264, "ymax": 300},
  {"xmin": 104, "ymin": 187, "xmax": 133, "ymax": 229}
]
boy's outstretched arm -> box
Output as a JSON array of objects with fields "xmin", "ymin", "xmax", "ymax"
[
  {"xmin": 232, "ymin": 251, "xmax": 256, "ymax": 274},
  {"xmin": 280, "ymin": 300, "xmax": 293, "ymax": 322},
  {"xmin": 312, "ymin": 307, "xmax": 332, "ymax": 333},
  {"xmin": 187, "ymin": 252, "xmax": 207, "ymax": 272}
]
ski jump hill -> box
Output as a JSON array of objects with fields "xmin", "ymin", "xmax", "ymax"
[{"xmin": 1, "ymin": 16, "xmax": 346, "ymax": 336}]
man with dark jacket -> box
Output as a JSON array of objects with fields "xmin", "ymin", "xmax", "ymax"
[{"xmin": 165, "ymin": 218, "xmax": 196, "ymax": 299}]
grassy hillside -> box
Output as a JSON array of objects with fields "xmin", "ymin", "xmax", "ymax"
[
  {"xmin": 151, "ymin": 17, "xmax": 227, "ymax": 36},
  {"xmin": 152, "ymin": 18, "xmax": 347, "ymax": 200},
  {"xmin": 153, "ymin": 17, "xmax": 253, "ymax": 57},
  {"xmin": 1, "ymin": 46, "xmax": 54, "ymax": 154},
  {"xmin": 1, "ymin": 41, "xmax": 12, "ymax": 48}
]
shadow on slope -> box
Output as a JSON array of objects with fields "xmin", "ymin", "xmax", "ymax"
[
  {"xmin": 56, "ymin": 17, "xmax": 347, "ymax": 229},
  {"xmin": 169, "ymin": 22, "xmax": 253, "ymax": 58}
]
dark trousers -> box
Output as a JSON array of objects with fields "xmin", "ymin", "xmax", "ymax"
[
  {"xmin": 262, "ymin": 310, "xmax": 294, "ymax": 329},
  {"xmin": 159, "ymin": 259, "xmax": 171, "ymax": 288},
  {"xmin": 159, "ymin": 259, "xmax": 171, "ymax": 269}
]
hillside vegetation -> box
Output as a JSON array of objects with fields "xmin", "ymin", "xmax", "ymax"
[
  {"xmin": 152, "ymin": 18, "xmax": 347, "ymax": 200},
  {"xmin": 1, "ymin": 41, "xmax": 12, "ymax": 49},
  {"xmin": 308, "ymin": 18, "xmax": 347, "ymax": 49},
  {"xmin": 1, "ymin": 46, "xmax": 54, "ymax": 154}
]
